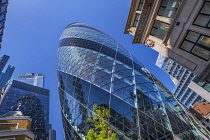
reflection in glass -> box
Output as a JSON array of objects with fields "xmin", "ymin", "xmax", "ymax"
[
  {"xmin": 198, "ymin": 36, "xmax": 210, "ymax": 48},
  {"xmin": 180, "ymin": 31, "xmax": 210, "ymax": 61},
  {"xmin": 193, "ymin": 2, "xmax": 210, "ymax": 29},
  {"xmin": 192, "ymin": 46, "xmax": 210, "ymax": 60},
  {"xmin": 57, "ymin": 23, "xmax": 202, "ymax": 140}
]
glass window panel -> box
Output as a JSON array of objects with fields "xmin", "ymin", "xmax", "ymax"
[
  {"xmin": 133, "ymin": 21, "xmax": 138, "ymax": 27},
  {"xmin": 2, "ymin": 0, "xmax": 7, "ymax": 3},
  {"xmin": 138, "ymin": 1, "xmax": 144, "ymax": 11},
  {"xmin": 180, "ymin": 41, "xmax": 194, "ymax": 52},
  {"xmin": 153, "ymin": 20, "xmax": 161, "ymax": 28},
  {"xmin": 194, "ymin": 15, "xmax": 210, "ymax": 27},
  {"xmin": 158, "ymin": 7, "xmax": 165, "ymax": 16},
  {"xmin": 201, "ymin": 2, "xmax": 210, "ymax": 14},
  {"xmin": 150, "ymin": 28, "xmax": 157, "ymax": 36},
  {"xmin": 0, "ymin": 14, "xmax": 4, "ymax": 21},
  {"xmin": 168, "ymin": 0, "xmax": 180, "ymax": 8},
  {"xmin": 160, "ymin": 23, "xmax": 170, "ymax": 31},
  {"xmin": 157, "ymin": 31, "xmax": 167, "ymax": 40},
  {"xmin": 192, "ymin": 46, "xmax": 210, "ymax": 60},
  {"xmin": 161, "ymin": 0, "xmax": 169, "ymax": 7},
  {"xmin": 164, "ymin": 9, "xmax": 176, "ymax": 18},
  {"xmin": 186, "ymin": 31, "xmax": 200, "ymax": 42},
  {"xmin": 0, "ymin": 6, "xmax": 6, "ymax": 13},
  {"xmin": 198, "ymin": 35, "xmax": 210, "ymax": 48}
]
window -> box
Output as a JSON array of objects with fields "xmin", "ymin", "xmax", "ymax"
[
  {"xmin": 193, "ymin": 2, "xmax": 210, "ymax": 29},
  {"xmin": 0, "ymin": 6, "xmax": 6, "ymax": 13},
  {"xmin": 137, "ymin": 0, "xmax": 144, "ymax": 11},
  {"xmin": 0, "ymin": 14, "xmax": 5, "ymax": 21},
  {"xmin": 133, "ymin": 14, "xmax": 141, "ymax": 27},
  {"xmin": 157, "ymin": 0, "xmax": 181, "ymax": 19},
  {"xmin": 1, "ymin": 0, "xmax": 7, "ymax": 4},
  {"xmin": 150, "ymin": 20, "xmax": 170, "ymax": 40},
  {"xmin": 180, "ymin": 31, "xmax": 210, "ymax": 61}
]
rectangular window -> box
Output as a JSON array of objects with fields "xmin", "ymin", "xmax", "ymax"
[
  {"xmin": 0, "ymin": 6, "xmax": 6, "ymax": 13},
  {"xmin": 193, "ymin": 2, "xmax": 210, "ymax": 29},
  {"xmin": 150, "ymin": 20, "xmax": 170, "ymax": 40},
  {"xmin": 137, "ymin": 0, "xmax": 144, "ymax": 11},
  {"xmin": 157, "ymin": 0, "xmax": 181, "ymax": 19},
  {"xmin": 1, "ymin": 0, "xmax": 7, "ymax": 4},
  {"xmin": 180, "ymin": 31, "xmax": 210, "ymax": 61},
  {"xmin": 0, "ymin": 14, "xmax": 5, "ymax": 21},
  {"xmin": 133, "ymin": 14, "xmax": 141, "ymax": 27}
]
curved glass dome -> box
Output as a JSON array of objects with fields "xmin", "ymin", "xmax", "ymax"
[{"xmin": 57, "ymin": 23, "xmax": 201, "ymax": 140}]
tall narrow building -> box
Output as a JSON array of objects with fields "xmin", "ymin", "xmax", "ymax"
[
  {"xmin": 0, "ymin": 65, "xmax": 15, "ymax": 88},
  {"xmin": 0, "ymin": 55, "xmax": 9, "ymax": 72},
  {"xmin": 0, "ymin": 0, "xmax": 9, "ymax": 49},
  {"xmin": 155, "ymin": 53, "xmax": 207, "ymax": 107},
  {"xmin": 57, "ymin": 23, "xmax": 202, "ymax": 140},
  {"xmin": 0, "ymin": 73, "xmax": 50, "ymax": 140}
]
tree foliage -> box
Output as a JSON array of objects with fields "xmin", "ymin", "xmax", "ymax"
[{"xmin": 86, "ymin": 106, "xmax": 119, "ymax": 140}]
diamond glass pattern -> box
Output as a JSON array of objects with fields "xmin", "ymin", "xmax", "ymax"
[{"xmin": 57, "ymin": 23, "xmax": 201, "ymax": 140}]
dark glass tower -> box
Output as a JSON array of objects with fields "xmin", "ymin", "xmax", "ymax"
[
  {"xmin": 0, "ymin": 55, "xmax": 9, "ymax": 72},
  {"xmin": 0, "ymin": 65, "xmax": 15, "ymax": 87},
  {"xmin": 0, "ymin": 74, "xmax": 50, "ymax": 140},
  {"xmin": 57, "ymin": 23, "xmax": 201, "ymax": 140},
  {"xmin": 0, "ymin": 0, "xmax": 9, "ymax": 49}
]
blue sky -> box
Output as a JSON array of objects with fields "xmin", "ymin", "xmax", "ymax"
[{"xmin": 1, "ymin": 0, "xmax": 174, "ymax": 139}]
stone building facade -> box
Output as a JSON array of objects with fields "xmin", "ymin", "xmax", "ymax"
[{"xmin": 125, "ymin": 0, "xmax": 210, "ymax": 82}]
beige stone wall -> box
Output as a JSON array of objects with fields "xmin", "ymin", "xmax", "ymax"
[
  {"xmin": 125, "ymin": 0, "xmax": 210, "ymax": 82},
  {"xmin": 0, "ymin": 119, "xmax": 31, "ymax": 130},
  {"xmin": 0, "ymin": 135, "xmax": 33, "ymax": 140}
]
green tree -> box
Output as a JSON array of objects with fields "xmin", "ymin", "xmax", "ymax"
[{"xmin": 86, "ymin": 105, "xmax": 119, "ymax": 140}]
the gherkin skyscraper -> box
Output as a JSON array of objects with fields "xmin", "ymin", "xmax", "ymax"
[{"xmin": 57, "ymin": 23, "xmax": 201, "ymax": 140}]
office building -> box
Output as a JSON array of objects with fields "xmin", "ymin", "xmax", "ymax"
[
  {"xmin": 0, "ymin": 65, "xmax": 15, "ymax": 88},
  {"xmin": 49, "ymin": 124, "xmax": 56, "ymax": 140},
  {"xmin": 15, "ymin": 73, "xmax": 44, "ymax": 88},
  {"xmin": 0, "ymin": 111, "xmax": 35, "ymax": 140},
  {"xmin": 0, "ymin": 55, "xmax": 9, "ymax": 72},
  {"xmin": 57, "ymin": 23, "xmax": 202, "ymax": 139},
  {"xmin": 0, "ymin": 73, "xmax": 50, "ymax": 140},
  {"xmin": 190, "ymin": 102, "xmax": 210, "ymax": 132},
  {"xmin": 124, "ymin": 0, "xmax": 210, "ymax": 83},
  {"xmin": 156, "ymin": 53, "xmax": 210, "ymax": 107},
  {"xmin": 0, "ymin": 0, "xmax": 9, "ymax": 49}
]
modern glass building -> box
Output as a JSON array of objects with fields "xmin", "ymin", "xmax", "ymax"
[
  {"xmin": 15, "ymin": 73, "xmax": 44, "ymax": 88},
  {"xmin": 0, "ymin": 74, "xmax": 50, "ymax": 140},
  {"xmin": 57, "ymin": 23, "xmax": 201, "ymax": 140},
  {"xmin": 0, "ymin": 55, "xmax": 9, "ymax": 72},
  {"xmin": 0, "ymin": 0, "xmax": 9, "ymax": 49},
  {"xmin": 155, "ymin": 53, "xmax": 207, "ymax": 108},
  {"xmin": 0, "ymin": 65, "xmax": 15, "ymax": 88}
]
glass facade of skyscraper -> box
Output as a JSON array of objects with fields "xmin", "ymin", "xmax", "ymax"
[
  {"xmin": 57, "ymin": 23, "xmax": 201, "ymax": 140},
  {"xmin": 0, "ymin": 0, "xmax": 9, "ymax": 49},
  {"xmin": 0, "ymin": 65, "xmax": 15, "ymax": 88},
  {"xmin": 15, "ymin": 73, "xmax": 44, "ymax": 88},
  {"xmin": 0, "ymin": 79, "xmax": 49, "ymax": 140},
  {"xmin": 0, "ymin": 55, "xmax": 9, "ymax": 72}
]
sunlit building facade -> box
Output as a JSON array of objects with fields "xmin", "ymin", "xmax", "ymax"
[
  {"xmin": 15, "ymin": 73, "xmax": 44, "ymax": 88},
  {"xmin": 124, "ymin": 0, "xmax": 210, "ymax": 83},
  {"xmin": 57, "ymin": 23, "xmax": 202, "ymax": 140}
]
